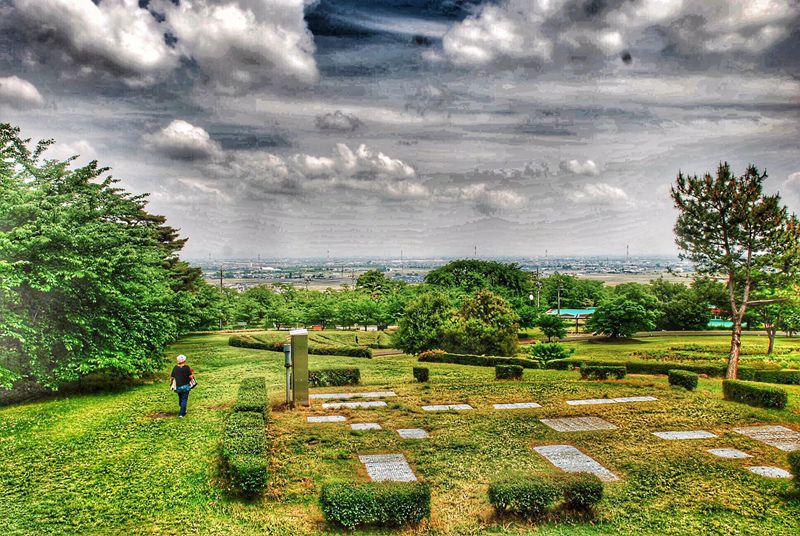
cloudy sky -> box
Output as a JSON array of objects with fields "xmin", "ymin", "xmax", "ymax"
[{"xmin": 1, "ymin": 0, "xmax": 799, "ymax": 259}]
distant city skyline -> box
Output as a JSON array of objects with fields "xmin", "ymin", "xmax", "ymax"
[{"xmin": 1, "ymin": 1, "xmax": 798, "ymax": 258}]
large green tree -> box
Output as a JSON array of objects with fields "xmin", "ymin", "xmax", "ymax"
[
  {"xmin": 444, "ymin": 289, "xmax": 519, "ymax": 356},
  {"xmin": 671, "ymin": 163, "xmax": 800, "ymax": 378},
  {"xmin": 425, "ymin": 259, "xmax": 530, "ymax": 295},
  {"xmin": 586, "ymin": 295, "xmax": 657, "ymax": 338},
  {"xmin": 392, "ymin": 291, "xmax": 453, "ymax": 355}
]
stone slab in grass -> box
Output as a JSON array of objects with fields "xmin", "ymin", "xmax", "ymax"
[
  {"xmin": 707, "ymin": 448, "xmax": 752, "ymax": 459},
  {"xmin": 310, "ymin": 391, "xmax": 397, "ymax": 400},
  {"xmin": 747, "ymin": 466, "xmax": 793, "ymax": 479},
  {"xmin": 566, "ymin": 396, "xmax": 658, "ymax": 406},
  {"xmin": 359, "ymin": 453, "xmax": 417, "ymax": 482},
  {"xmin": 351, "ymin": 422, "xmax": 382, "ymax": 430},
  {"xmin": 652, "ymin": 430, "xmax": 717, "ymax": 440},
  {"xmin": 421, "ymin": 404, "xmax": 474, "ymax": 411},
  {"xmin": 493, "ymin": 402, "xmax": 542, "ymax": 410},
  {"xmin": 732, "ymin": 425, "xmax": 800, "ymax": 452},
  {"xmin": 307, "ymin": 415, "xmax": 347, "ymax": 423},
  {"xmin": 321, "ymin": 400, "xmax": 388, "ymax": 409},
  {"xmin": 533, "ymin": 445, "xmax": 619, "ymax": 482},
  {"xmin": 396, "ymin": 428, "xmax": 428, "ymax": 439},
  {"xmin": 540, "ymin": 416, "xmax": 618, "ymax": 432}
]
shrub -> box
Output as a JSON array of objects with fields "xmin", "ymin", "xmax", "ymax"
[
  {"xmin": 738, "ymin": 369, "xmax": 800, "ymax": 385},
  {"xmin": 561, "ymin": 474, "xmax": 604, "ymax": 511},
  {"xmin": 668, "ymin": 369, "xmax": 699, "ymax": 391},
  {"xmin": 580, "ymin": 364, "xmax": 626, "ymax": 380},
  {"xmin": 418, "ymin": 349, "xmax": 538, "ymax": 369},
  {"xmin": 222, "ymin": 411, "xmax": 268, "ymax": 495},
  {"xmin": 495, "ymin": 364, "xmax": 523, "ymax": 380},
  {"xmin": 722, "ymin": 380, "xmax": 787, "ymax": 409},
  {"xmin": 309, "ymin": 368, "xmax": 360, "ymax": 387},
  {"xmin": 528, "ymin": 342, "xmax": 574, "ymax": 368},
  {"xmin": 413, "ymin": 366, "xmax": 429, "ymax": 382},
  {"xmin": 547, "ymin": 358, "xmax": 727, "ymax": 377},
  {"xmin": 319, "ymin": 482, "xmax": 431, "ymax": 529},
  {"xmin": 488, "ymin": 477, "xmax": 561, "ymax": 518},
  {"xmin": 233, "ymin": 376, "xmax": 268, "ymax": 414},
  {"xmin": 789, "ymin": 451, "xmax": 800, "ymax": 489}
]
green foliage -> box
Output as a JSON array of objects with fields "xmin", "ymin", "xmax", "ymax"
[
  {"xmin": 668, "ymin": 369, "xmax": 699, "ymax": 391},
  {"xmin": 417, "ymin": 349, "xmax": 538, "ymax": 369},
  {"xmin": 443, "ymin": 289, "xmax": 519, "ymax": 356},
  {"xmin": 549, "ymin": 358, "xmax": 728, "ymax": 376},
  {"xmin": 319, "ymin": 482, "xmax": 431, "ymax": 529},
  {"xmin": 540, "ymin": 273, "xmax": 607, "ymax": 309},
  {"xmin": 308, "ymin": 368, "xmax": 360, "ymax": 387},
  {"xmin": 528, "ymin": 342, "xmax": 573, "ymax": 367},
  {"xmin": 737, "ymin": 369, "xmax": 800, "ymax": 385},
  {"xmin": 586, "ymin": 294, "xmax": 657, "ymax": 338},
  {"xmin": 233, "ymin": 376, "xmax": 268, "ymax": 414},
  {"xmin": 222, "ymin": 411, "xmax": 268, "ymax": 495},
  {"xmin": 228, "ymin": 335, "xmax": 372, "ymax": 358},
  {"xmin": 537, "ymin": 314, "xmax": 568, "ymax": 341},
  {"xmin": 392, "ymin": 292, "xmax": 453, "ymax": 354},
  {"xmin": 355, "ymin": 269, "xmax": 399, "ymax": 294},
  {"xmin": 789, "ymin": 451, "xmax": 800, "ymax": 489},
  {"xmin": 488, "ymin": 477, "xmax": 561, "ymax": 518},
  {"xmin": 425, "ymin": 259, "xmax": 530, "ymax": 295},
  {"xmin": 561, "ymin": 474, "xmax": 604, "ymax": 511},
  {"xmin": 495, "ymin": 364, "xmax": 523, "ymax": 380},
  {"xmin": 722, "ymin": 380, "xmax": 788, "ymax": 409},
  {"xmin": 412, "ymin": 366, "xmax": 429, "ymax": 382},
  {"xmin": 580, "ymin": 364, "xmax": 627, "ymax": 380}
]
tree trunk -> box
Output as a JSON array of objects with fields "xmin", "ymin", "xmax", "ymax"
[
  {"xmin": 727, "ymin": 319, "xmax": 742, "ymax": 379},
  {"xmin": 767, "ymin": 327, "xmax": 775, "ymax": 354}
]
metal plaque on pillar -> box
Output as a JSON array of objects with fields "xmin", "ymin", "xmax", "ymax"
[{"xmin": 290, "ymin": 329, "xmax": 309, "ymax": 406}]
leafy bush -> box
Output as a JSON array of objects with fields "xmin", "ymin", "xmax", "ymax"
[
  {"xmin": 442, "ymin": 290, "xmax": 520, "ymax": 356},
  {"xmin": 722, "ymin": 380, "xmax": 787, "ymax": 409},
  {"xmin": 737, "ymin": 369, "xmax": 800, "ymax": 385},
  {"xmin": 536, "ymin": 314, "xmax": 568, "ymax": 341},
  {"xmin": 668, "ymin": 369, "xmax": 698, "ymax": 391},
  {"xmin": 488, "ymin": 477, "xmax": 561, "ymax": 518},
  {"xmin": 222, "ymin": 411, "xmax": 268, "ymax": 495},
  {"xmin": 413, "ymin": 366, "xmax": 429, "ymax": 382},
  {"xmin": 233, "ymin": 376, "xmax": 268, "ymax": 414},
  {"xmin": 417, "ymin": 349, "xmax": 538, "ymax": 369},
  {"xmin": 495, "ymin": 364, "xmax": 523, "ymax": 380},
  {"xmin": 789, "ymin": 451, "xmax": 800, "ymax": 489},
  {"xmin": 229, "ymin": 335, "xmax": 372, "ymax": 358},
  {"xmin": 309, "ymin": 368, "xmax": 360, "ymax": 387},
  {"xmin": 319, "ymin": 482, "xmax": 431, "ymax": 529},
  {"xmin": 580, "ymin": 364, "xmax": 626, "ymax": 380},
  {"xmin": 561, "ymin": 474, "xmax": 604, "ymax": 511},
  {"xmin": 547, "ymin": 358, "xmax": 728, "ymax": 376},
  {"xmin": 527, "ymin": 342, "xmax": 574, "ymax": 367}
]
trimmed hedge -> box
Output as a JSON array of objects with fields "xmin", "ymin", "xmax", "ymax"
[
  {"xmin": 222, "ymin": 411, "xmax": 268, "ymax": 495},
  {"xmin": 418, "ymin": 349, "xmax": 538, "ymax": 369},
  {"xmin": 413, "ymin": 367, "xmax": 429, "ymax": 383},
  {"xmin": 496, "ymin": 364, "xmax": 523, "ymax": 380},
  {"xmin": 548, "ymin": 358, "xmax": 729, "ymax": 377},
  {"xmin": 722, "ymin": 380, "xmax": 788, "ymax": 409},
  {"xmin": 738, "ymin": 368, "xmax": 800, "ymax": 385},
  {"xmin": 319, "ymin": 482, "xmax": 431, "ymax": 529},
  {"xmin": 309, "ymin": 368, "xmax": 360, "ymax": 387},
  {"xmin": 233, "ymin": 376, "xmax": 268, "ymax": 414},
  {"xmin": 229, "ymin": 335, "xmax": 373, "ymax": 358},
  {"xmin": 580, "ymin": 364, "xmax": 626, "ymax": 380},
  {"xmin": 489, "ymin": 475, "xmax": 603, "ymax": 518},
  {"xmin": 561, "ymin": 474, "xmax": 604, "ymax": 511},
  {"xmin": 789, "ymin": 451, "xmax": 800, "ymax": 489},
  {"xmin": 668, "ymin": 369, "xmax": 698, "ymax": 391}
]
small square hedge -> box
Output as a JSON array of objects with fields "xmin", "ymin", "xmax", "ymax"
[
  {"xmin": 668, "ymin": 369, "xmax": 698, "ymax": 391},
  {"xmin": 495, "ymin": 364, "xmax": 523, "ymax": 380},
  {"xmin": 413, "ymin": 367, "xmax": 429, "ymax": 382},
  {"xmin": 789, "ymin": 451, "xmax": 800, "ymax": 489},
  {"xmin": 233, "ymin": 376, "xmax": 268, "ymax": 414},
  {"xmin": 488, "ymin": 477, "xmax": 561, "ymax": 518},
  {"xmin": 309, "ymin": 367, "xmax": 360, "ymax": 387},
  {"xmin": 561, "ymin": 474, "xmax": 603, "ymax": 511},
  {"xmin": 580, "ymin": 364, "xmax": 626, "ymax": 380},
  {"xmin": 222, "ymin": 411, "xmax": 268, "ymax": 494},
  {"xmin": 722, "ymin": 380, "xmax": 787, "ymax": 409},
  {"xmin": 319, "ymin": 482, "xmax": 430, "ymax": 529}
]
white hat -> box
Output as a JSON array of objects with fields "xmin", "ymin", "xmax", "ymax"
[{"xmin": 176, "ymin": 354, "xmax": 187, "ymax": 363}]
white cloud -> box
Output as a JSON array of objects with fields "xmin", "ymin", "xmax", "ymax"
[
  {"xmin": 560, "ymin": 159, "xmax": 600, "ymax": 176},
  {"xmin": 144, "ymin": 120, "xmax": 222, "ymax": 160},
  {"xmin": 571, "ymin": 182, "xmax": 631, "ymax": 206},
  {"xmin": 448, "ymin": 183, "xmax": 525, "ymax": 215},
  {"xmin": 0, "ymin": 75, "xmax": 44, "ymax": 109},
  {"xmin": 47, "ymin": 139, "xmax": 95, "ymax": 163},
  {"xmin": 782, "ymin": 172, "xmax": 800, "ymax": 208},
  {"xmin": 315, "ymin": 111, "xmax": 363, "ymax": 132}
]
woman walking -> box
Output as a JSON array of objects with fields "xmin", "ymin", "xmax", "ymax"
[{"xmin": 170, "ymin": 354, "xmax": 195, "ymax": 418}]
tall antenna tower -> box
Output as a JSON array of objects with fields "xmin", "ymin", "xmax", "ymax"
[
  {"xmin": 474, "ymin": 244, "xmax": 477, "ymax": 258},
  {"xmin": 626, "ymin": 244, "xmax": 630, "ymax": 261}
]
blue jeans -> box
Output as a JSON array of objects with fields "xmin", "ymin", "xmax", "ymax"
[{"xmin": 177, "ymin": 389, "xmax": 190, "ymax": 417}]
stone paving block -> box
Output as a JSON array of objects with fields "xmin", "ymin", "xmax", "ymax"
[
  {"xmin": 322, "ymin": 400, "xmax": 388, "ymax": 409},
  {"xmin": 613, "ymin": 396, "xmax": 658, "ymax": 403},
  {"xmin": 533, "ymin": 444, "xmax": 619, "ymax": 482},
  {"xmin": 493, "ymin": 402, "xmax": 542, "ymax": 410},
  {"xmin": 310, "ymin": 391, "xmax": 397, "ymax": 400},
  {"xmin": 351, "ymin": 422, "xmax": 382, "ymax": 430},
  {"xmin": 307, "ymin": 415, "xmax": 347, "ymax": 423},
  {"xmin": 747, "ymin": 466, "xmax": 793, "ymax": 478},
  {"xmin": 652, "ymin": 430, "xmax": 716, "ymax": 440},
  {"xmin": 421, "ymin": 404, "xmax": 474, "ymax": 411},
  {"xmin": 732, "ymin": 425, "xmax": 800, "ymax": 452},
  {"xmin": 707, "ymin": 448, "xmax": 752, "ymax": 459},
  {"xmin": 566, "ymin": 396, "xmax": 658, "ymax": 406},
  {"xmin": 540, "ymin": 416, "xmax": 618, "ymax": 432},
  {"xmin": 358, "ymin": 453, "xmax": 417, "ymax": 482},
  {"xmin": 397, "ymin": 428, "xmax": 429, "ymax": 439}
]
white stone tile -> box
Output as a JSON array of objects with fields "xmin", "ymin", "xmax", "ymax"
[
  {"xmin": 707, "ymin": 448, "xmax": 752, "ymax": 459},
  {"xmin": 533, "ymin": 445, "xmax": 619, "ymax": 482},
  {"xmin": 307, "ymin": 415, "xmax": 347, "ymax": 423},
  {"xmin": 540, "ymin": 416, "xmax": 618, "ymax": 432},
  {"xmin": 613, "ymin": 396, "xmax": 658, "ymax": 403},
  {"xmin": 652, "ymin": 430, "xmax": 716, "ymax": 440},
  {"xmin": 351, "ymin": 422, "xmax": 382, "ymax": 430},
  {"xmin": 566, "ymin": 396, "xmax": 658, "ymax": 406},
  {"xmin": 310, "ymin": 391, "xmax": 397, "ymax": 400},
  {"xmin": 747, "ymin": 466, "xmax": 793, "ymax": 479},
  {"xmin": 396, "ymin": 428, "xmax": 428, "ymax": 439},
  {"xmin": 322, "ymin": 400, "xmax": 388, "ymax": 409},
  {"xmin": 493, "ymin": 402, "xmax": 542, "ymax": 410},
  {"xmin": 421, "ymin": 404, "xmax": 474, "ymax": 411},
  {"xmin": 732, "ymin": 425, "xmax": 800, "ymax": 452},
  {"xmin": 359, "ymin": 453, "xmax": 417, "ymax": 482}
]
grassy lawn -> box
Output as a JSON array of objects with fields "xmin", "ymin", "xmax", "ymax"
[{"xmin": 1, "ymin": 333, "xmax": 799, "ymax": 535}]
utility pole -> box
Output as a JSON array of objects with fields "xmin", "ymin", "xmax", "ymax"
[
  {"xmin": 557, "ymin": 282, "xmax": 563, "ymax": 316},
  {"xmin": 219, "ymin": 264, "xmax": 224, "ymax": 330},
  {"xmin": 535, "ymin": 266, "xmax": 542, "ymax": 308}
]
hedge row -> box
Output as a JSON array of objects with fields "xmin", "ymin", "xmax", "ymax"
[
  {"xmin": 417, "ymin": 349, "xmax": 538, "ymax": 369},
  {"xmin": 668, "ymin": 370, "xmax": 698, "ymax": 391},
  {"xmin": 722, "ymin": 380, "xmax": 788, "ymax": 409},
  {"xmin": 496, "ymin": 364, "xmax": 523, "ymax": 380},
  {"xmin": 789, "ymin": 451, "xmax": 800, "ymax": 490},
  {"xmin": 737, "ymin": 368, "xmax": 800, "ymax": 385},
  {"xmin": 223, "ymin": 411, "xmax": 268, "ymax": 495},
  {"xmin": 319, "ymin": 482, "xmax": 431, "ymax": 529},
  {"xmin": 309, "ymin": 368, "xmax": 360, "ymax": 387},
  {"xmin": 580, "ymin": 365, "xmax": 626, "ymax": 380},
  {"xmin": 233, "ymin": 377, "xmax": 269, "ymax": 414},
  {"xmin": 413, "ymin": 367, "xmax": 429, "ymax": 382},
  {"xmin": 229, "ymin": 335, "xmax": 373, "ymax": 358},
  {"xmin": 488, "ymin": 474, "xmax": 603, "ymax": 518},
  {"xmin": 547, "ymin": 358, "xmax": 729, "ymax": 376}
]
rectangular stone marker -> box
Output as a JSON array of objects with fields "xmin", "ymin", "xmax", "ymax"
[
  {"xmin": 540, "ymin": 416, "xmax": 618, "ymax": 432},
  {"xmin": 493, "ymin": 402, "xmax": 542, "ymax": 410},
  {"xmin": 566, "ymin": 396, "xmax": 658, "ymax": 406},
  {"xmin": 613, "ymin": 396, "xmax": 659, "ymax": 403},
  {"xmin": 707, "ymin": 448, "xmax": 752, "ymax": 459},
  {"xmin": 322, "ymin": 400, "xmax": 388, "ymax": 409},
  {"xmin": 421, "ymin": 404, "xmax": 473, "ymax": 411},
  {"xmin": 533, "ymin": 445, "xmax": 619, "ymax": 482},
  {"xmin": 359, "ymin": 453, "xmax": 417, "ymax": 482},
  {"xmin": 732, "ymin": 425, "xmax": 800, "ymax": 452},
  {"xmin": 351, "ymin": 422, "xmax": 382, "ymax": 430},
  {"xmin": 652, "ymin": 430, "xmax": 717, "ymax": 440},
  {"xmin": 747, "ymin": 466, "xmax": 793, "ymax": 478},
  {"xmin": 307, "ymin": 415, "xmax": 347, "ymax": 423},
  {"xmin": 310, "ymin": 391, "xmax": 397, "ymax": 400},
  {"xmin": 397, "ymin": 428, "xmax": 428, "ymax": 439}
]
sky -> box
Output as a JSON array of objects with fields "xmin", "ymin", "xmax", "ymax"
[{"xmin": 1, "ymin": 0, "xmax": 799, "ymax": 259}]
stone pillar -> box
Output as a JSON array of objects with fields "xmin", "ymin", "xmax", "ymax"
[{"xmin": 290, "ymin": 329, "xmax": 309, "ymax": 406}]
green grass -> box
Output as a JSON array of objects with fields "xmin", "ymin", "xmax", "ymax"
[{"xmin": 1, "ymin": 334, "xmax": 800, "ymax": 535}]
